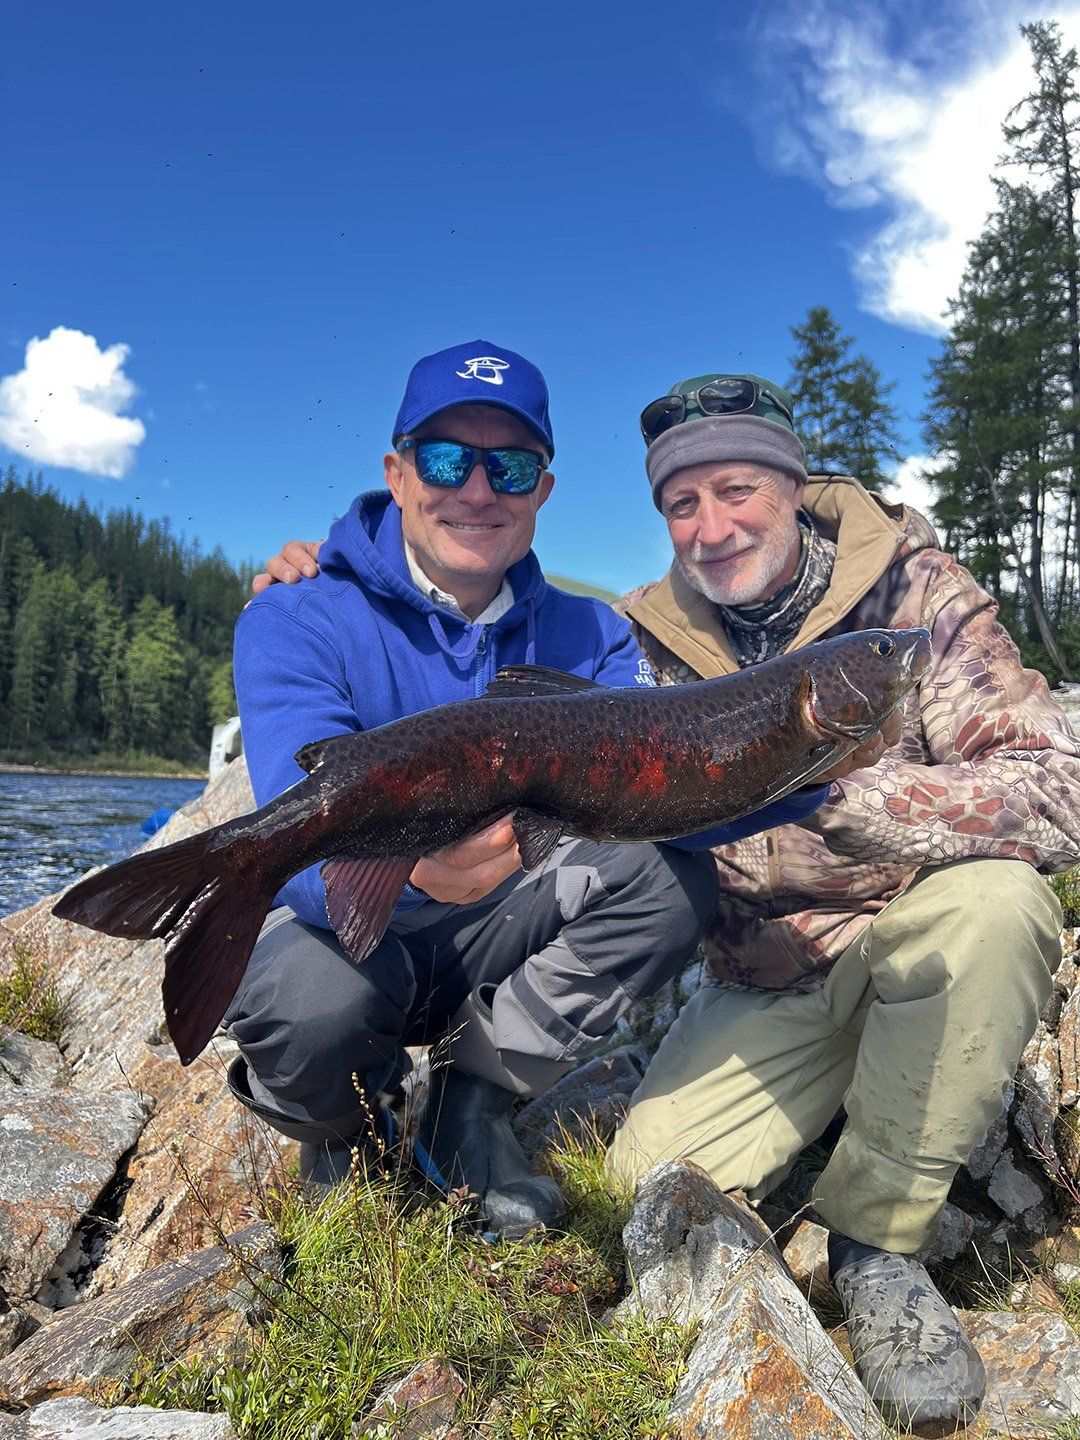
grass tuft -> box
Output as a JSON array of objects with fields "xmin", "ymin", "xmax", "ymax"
[
  {"xmin": 0, "ymin": 942, "xmax": 64, "ymax": 1044},
  {"xmin": 1052, "ymin": 869, "xmax": 1080, "ymax": 928},
  {"xmin": 127, "ymin": 1132, "xmax": 692, "ymax": 1440}
]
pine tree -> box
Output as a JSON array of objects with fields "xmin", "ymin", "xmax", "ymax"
[
  {"xmin": 206, "ymin": 658, "xmax": 236, "ymax": 725},
  {"xmin": 787, "ymin": 306, "xmax": 902, "ymax": 486},
  {"xmin": 925, "ymin": 189, "xmax": 1072, "ymax": 673},
  {"xmin": 8, "ymin": 564, "xmax": 53, "ymax": 746},
  {"xmin": 122, "ymin": 597, "xmax": 188, "ymax": 754},
  {"xmin": 1002, "ymin": 19, "xmax": 1080, "ymax": 625},
  {"xmin": 84, "ymin": 578, "xmax": 126, "ymax": 743}
]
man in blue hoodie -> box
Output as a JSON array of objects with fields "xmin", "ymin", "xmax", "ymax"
[{"xmin": 228, "ymin": 340, "xmax": 836, "ymax": 1236}]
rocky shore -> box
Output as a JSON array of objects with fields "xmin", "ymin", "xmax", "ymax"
[{"xmin": 2, "ymin": 753, "xmax": 1080, "ymax": 1437}]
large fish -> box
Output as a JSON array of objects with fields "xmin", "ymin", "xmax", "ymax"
[{"xmin": 53, "ymin": 627, "xmax": 930, "ymax": 1064}]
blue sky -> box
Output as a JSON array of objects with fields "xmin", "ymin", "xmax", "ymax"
[{"xmin": 3, "ymin": 0, "xmax": 1075, "ymax": 593}]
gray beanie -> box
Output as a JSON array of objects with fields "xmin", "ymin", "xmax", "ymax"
[{"xmin": 646, "ymin": 414, "xmax": 808, "ymax": 510}]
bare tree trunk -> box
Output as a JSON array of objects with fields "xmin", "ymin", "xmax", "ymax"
[{"xmin": 973, "ymin": 439, "xmax": 1071, "ymax": 675}]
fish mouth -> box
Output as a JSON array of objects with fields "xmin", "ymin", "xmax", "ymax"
[{"xmin": 904, "ymin": 627, "xmax": 932, "ymax": 680}]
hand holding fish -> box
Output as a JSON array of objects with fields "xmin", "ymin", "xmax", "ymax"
[
  {"xmin": 413, "ymin": 815, "xmax": 522, "ymax": 904},
  {"xmin": 816, "ymin": 707, "xmax": 903, "ymax": 783}
]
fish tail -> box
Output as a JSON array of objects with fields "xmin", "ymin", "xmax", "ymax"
[{"xmin": 53, "ymin": 829, "xmax": 279, "ymax": 1066}]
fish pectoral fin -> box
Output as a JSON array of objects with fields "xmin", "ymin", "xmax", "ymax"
[
  {"xmin": 511, "ymin": 809, "xmax": 564, "ymax": 871},
  {"xmin": 322, "ymin": 854, "xmax": 417, "ymax": 963},
  {"xmin": 486, "ymin": 665, "xmax": 602, "ymax": 698},
  {"xmin": 294, "ymin": 731, "xmax": 357, "ymax": 775},
  {"xmin": 749, "ymin": 742, "xmax": 841, "ymax": 810}
]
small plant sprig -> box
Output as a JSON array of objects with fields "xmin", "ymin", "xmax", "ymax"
[
  {"xmin": 1052, "ymin": 870, "xmax": 1080, "ymax": 929},
  {"xmin": 0, "ymin": 941, "xmax": 64, "ymax": 1044}
]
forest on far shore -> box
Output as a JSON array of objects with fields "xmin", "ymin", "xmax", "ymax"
[{"xmin": 0, "ymin": 467, "xmax": 250, "ymax": 770}]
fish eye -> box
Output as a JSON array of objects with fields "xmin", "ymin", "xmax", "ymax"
[{"xmin": 872, "ymin": 637, "xmax": 896, "ymax": 658}]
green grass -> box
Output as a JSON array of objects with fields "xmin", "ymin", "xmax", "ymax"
[
  {"xmin": 126, "ymin": 1131, "xmax": 692, "ymax": 1440},
  {"xmin": 0, "ymin": 745, "xmax": 206, "ymax": 777},
  {"xmin": 0, "ymin": 942, "xmax": 64, "ymax": 1044},
  {"xmin": 1052, "ymin": 870, "xmax": 1080, "ymax": 928},
  {"xmin": 545, "ymin": 573, "xmax": 620, "ymax": 605}
]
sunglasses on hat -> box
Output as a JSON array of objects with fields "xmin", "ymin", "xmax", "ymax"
[
  {"xmin": 639, "ymin": 378, "xmax": 794, "ymax": 444},
  {"xmin": 396, "ymin": 438, "xmax": 548, "ymax": 496}
]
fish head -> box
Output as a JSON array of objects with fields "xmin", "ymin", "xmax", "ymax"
[{"xmin": 802, "ymin": 628, "xmax": 931, "ymax": 741}]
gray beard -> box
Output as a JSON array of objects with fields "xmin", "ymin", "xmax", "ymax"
[
  {"xmin": 717, "ymin": 513, "xmax": 837, "ymax": 667},
  {"xmin": 675, "ymin": 530, "xmax": 800, "ymax": 608}
]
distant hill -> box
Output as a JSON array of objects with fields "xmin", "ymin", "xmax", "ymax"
[{"xmin": 545, "ymin": 572, "xmax": 619, "ymax": 604}]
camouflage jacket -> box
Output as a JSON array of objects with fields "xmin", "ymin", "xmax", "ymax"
[{"xmin": 619, "ymin": 474, "xmax": 1080, "ymax": 993}]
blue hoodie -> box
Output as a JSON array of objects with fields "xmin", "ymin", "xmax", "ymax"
[{"xmin": 233, "ymin": 490, "xmax": 827, "ymax": 927}]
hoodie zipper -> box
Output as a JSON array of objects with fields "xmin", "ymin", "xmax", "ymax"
[{"xmin": 473, "ymin": 625, "xmax": 494, "ymax": 697}]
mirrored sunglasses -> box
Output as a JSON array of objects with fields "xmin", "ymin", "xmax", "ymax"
[{"xmin": 396, "ymin": 438, "xmax": 546, "ymax": 495}]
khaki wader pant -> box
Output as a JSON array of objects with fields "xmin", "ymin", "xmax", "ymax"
[{"xmin": 607, "ymin": 859, "xmax": 1063, "ymax": 1253}]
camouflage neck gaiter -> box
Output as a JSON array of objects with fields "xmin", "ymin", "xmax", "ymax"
[{"xmin": 720, "ymin": 511, "xmax": 836, "ymax": 668}]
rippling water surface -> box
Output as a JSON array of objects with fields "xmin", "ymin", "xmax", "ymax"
[{"xmin": 0, "ymin": 773, "xmax": 205, "ymax": 919}]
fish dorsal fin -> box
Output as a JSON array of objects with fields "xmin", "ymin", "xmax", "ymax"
[
  {"xmin": 322, "ymin": 854, "xmax": 417, "ymax": 963},
  {"xmin": 486, "ymin": 665, "xmax": 601, "ymax": 699},
  {"xmin": 511, "ymin": 808, "xmax": 564, "ymax": 872},
  {"xmin": 295, "ymin": 732, "xmax": 356, "ymax": 775}
]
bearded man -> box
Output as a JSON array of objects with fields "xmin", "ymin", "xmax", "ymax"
[{"xmin": 603, "ymin": 373, "xmax": 1080, "ymax": 1430}]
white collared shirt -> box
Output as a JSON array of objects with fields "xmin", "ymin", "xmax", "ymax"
[{"xmin": 404, "ymin": 542, "xmax": 515, "ymax": 625}]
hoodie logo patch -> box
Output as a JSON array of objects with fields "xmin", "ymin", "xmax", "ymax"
[{"xmin": 456, "ymin": 356, "xmax": 509, "ymax": 386}]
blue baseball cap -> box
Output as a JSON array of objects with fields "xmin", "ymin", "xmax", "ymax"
[{"xmin": 392, "ymin": 340, "xmax": 554, "ymax": 459}]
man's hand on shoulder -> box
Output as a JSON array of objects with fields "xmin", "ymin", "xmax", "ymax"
[
  {"xmin": 251, "ymin": 539, "xmax": 323, "ymax": 595},
  {"xmin": 412, "ymin": 816, "xmax": 523, "ymax": 905}
]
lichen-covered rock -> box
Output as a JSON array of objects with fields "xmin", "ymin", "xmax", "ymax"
[
  {"xmin": 782, "ymin": 1219, "xmax": 837, "ymax": 1310},
  {"xmin": 84, "ymin": 1039, "xmax": 292, "ymax": 1297},
  {"xmin": 1059, "ymin": 985, "xmax": 1080, "ymax": 1108},
  {"xmin": 1015, "ymin": 1021, "xmax": 1061, "ymax": 1165},
  {"xmin": 617, "ymin": 1161, "xmax": 775, "ymax": 1327},
  {"xmin": 986, "ymin": 1152, "xmax": 1047, "ymax": 1223},
  {"xmin": 0, "ymin": 1088, "xmax": 148, "ymax": 1301},
  {"xmin": 960, "ymin": 1308, "xmax": 1080, "ymax": 1435},
  {"xmin": 358, "ymin": 1357, "xmax": 465, "ymax": 1438},
  {"xmin": 620, "ymin": 1164, "xmax": 882, "ymax": 1438},
  {"xmin": 0, "ymin": 1222, "xmax": 280, "ymax": 1408},
  {"xmin": 0, "ymin": 1399, "xmax": 236, "ymax": 1439},
  {"xmin": 667, "ymin": 1265, "xmax": 886, "ymax": 1439},
  {"xmin": 0, "ymin": 1034, "xmax": 69, "ymax": 1091},
  {"xmin": 514, "ymin": 1047, "xmax": 647, "ymax": 1159},
  {"xmin": 917, "ymin": 1201, "xmax": 977, "ymax": 1265},
  {"xmin": 0, "ymin": 1398, "xmax": 237, "ymax": 1438},
  {"xmin": 0, "ymin": 761, "xmax": 294, "ymax": 1296}
]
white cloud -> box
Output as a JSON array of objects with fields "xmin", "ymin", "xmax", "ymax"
[
  {"xmin": 892, "ymin": 453, "xmax": 941, "ymax": 519},
  {"xmin": 748, "ymin": 4, "xmax": 1080, "ymax": 333},
  {"xmin": 0, "ymin": 327, "xmax": 146, "ymax": 478}
]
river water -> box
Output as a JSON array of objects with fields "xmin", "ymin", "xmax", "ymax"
[{"xmin": 0, "ymin": 773, "xmax": 206, "ymax": 920}]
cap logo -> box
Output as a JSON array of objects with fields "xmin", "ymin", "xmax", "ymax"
[{"xmin": 455, "ymin": 355, "xmax": 509, "ymax": 386}]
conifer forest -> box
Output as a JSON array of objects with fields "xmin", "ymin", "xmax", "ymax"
[{"xmin": 0, "ymin": 467, "xmax": 249, "ymax": 768}]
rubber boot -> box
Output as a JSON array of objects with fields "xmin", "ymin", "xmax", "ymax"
[
  {"xmin": 226, "ymin": 1054, "xmax": 392, "ymax": 1196},
  {"xmin": 414, "ymin": 1067, "xmax": 566, "ymax": 1239},
  {"xmin": 830, "ymin": 1240, "xmax": 986, "ymax": 1430},
  {"xmin": 413, "ymin": 988, "xmax": 569, "ymax": 1239}
]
